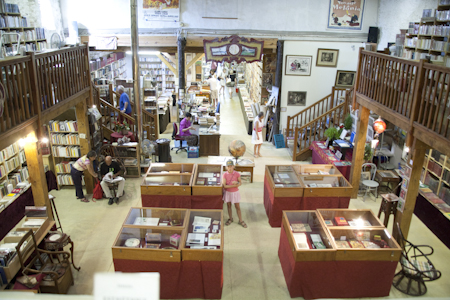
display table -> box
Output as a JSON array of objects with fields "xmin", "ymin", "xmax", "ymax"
[
  {"xmin": 110, "ymin": 131, "xmax": 136, "ymax": 142},
  {"xmin": 208, "ymin": 156, "xmax": 255, "ymax": 183},
  {"xmin": 309, "ymin": 141, "xmax": 352, "ymax": 180},
  {"xmin": 375, "ymin": 170, "xmax": 401, "ymax": 193},
  {"xmin": 194, "ymin": 125, "xmax": 221, "ymax": 157},
  {"xmin": 278, "ymin": 210, "xmax": 400, "ymax": 299},
  {"xmin": 191, "ymin": 164, "xmax": 223, "ymax": 209},
  {"xmin": 264, "ymin": 164, "xmax": 352, "ymax": 227},
  {"xmin": 112, "ymin": 208, "xmax": 223, "ymax": 299},
  {"xmin": 141, "ymin": 163, "xmax": 194, "ymax": 208}
]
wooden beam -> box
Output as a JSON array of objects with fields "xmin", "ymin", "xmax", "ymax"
[
  {"xmin": 23, "ymin": 131, "xmax": 52, "ymax": 220},
  {"xmin": 75, "ymin": 99, "xmax": 94, "ymax": 194},
  {"xmin": 186, "ymin": 53, "xmax": 204, "ymax": 71},
  {"xmin": 413, "ymin": 122, "xmax": 450, "ymax": 158},
  {"xmin": 0, "ymin": 116, "xmax": 38, "ymax": 151},
  {"xmin": 355, "ymin": 93, "xmax": 410, "ymax": 130},
  {"xmin": 395, "ymin": 138, "xmax": 428, "ymax": 239},
  {"xmin": 350, "ymin": 106, "xmax": 370, "ymax": 198},
  {"xmin": 40, "ymin": 89, "xmax": 91, "ymax": 125},
  {"xmin": 156, "ymin": 53, "xmax": 177, "ymax": 77},
  {"xmin": 161, "ymin": 52, "xmax": 177, "ymax": 67}
]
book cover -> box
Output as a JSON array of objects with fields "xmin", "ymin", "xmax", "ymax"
[
  {"xmin": 334, "ymin": 217, "xmax": 348, "ymax": 226},
  {"xmin": 335, "ymin": 240, "xmax": 351, "ymax": 249},
  {"xmin": 324, "ymin": 219, "xmax": 333, "ymax": 226},
  {"xmin": 291, "ymin": 223, "xmax": 312, "ymax": 232}
]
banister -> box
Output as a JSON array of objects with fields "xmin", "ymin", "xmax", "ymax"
[{"xmin": 100, "ymin": 99, "xmax": 135, "ymax": 124}]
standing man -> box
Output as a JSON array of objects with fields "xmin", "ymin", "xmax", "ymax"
[
  {"xmin": 117, "ymin": 85, "xmax": 132, "ymax": 124},
  {"xmin": 179, "ymin": 112, "xmax": 198, "ymax": 146},
  {"xmin": 205, "ymin": 74, "xmax": 219, "ymax": 108},
  {"xmin": 100, "ymin": 156, "xmax": 125, "ymax": 205}
]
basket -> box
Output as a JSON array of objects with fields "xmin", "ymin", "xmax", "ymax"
[{"xmin": 274, "ymin": 134, "xmax": 285, "ymax": 149}]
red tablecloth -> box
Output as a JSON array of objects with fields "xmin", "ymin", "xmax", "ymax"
[
  {"xmin": 141, "ymin": 195, "xmax": 191, "ymax": 208},
  {"xmin": 114, "ymin": 259, "xmax": 223, "ymax": 299},
  {"xmin": 301, "ymin": 196, "xmax": 350, "ymax": 210},
  {"xmin": 111, "ymin": 131, "xmax": 136, "ymax": 142},
  {"xmin": 264, "ymin": 177, "xmax": 302, "ymax": 227},
  {"xmin": 191, "ymin": 195, "xmax": 224, "ymax": 209},
  {"xmin": 278, "ymin": 224, "xmax": 398, "ymax": 299},
  {"xmin": 309, "ymin": 141, "xmax": 352, "ymax": 180},
  {"xmin": 0, "ymin": 188, "xmax": 34, "ymax": 240}
]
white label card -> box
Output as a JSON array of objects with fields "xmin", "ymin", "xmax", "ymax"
[{"xmin": 94, "ymin": 272, "xmax": 159, "ymax": 300}]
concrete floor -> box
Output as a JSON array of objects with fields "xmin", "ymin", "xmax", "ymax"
[{"xmin": 47, "ymin": 87, "xmax": 450, "ymax": 299}]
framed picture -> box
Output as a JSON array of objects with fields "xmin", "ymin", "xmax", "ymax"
[
  {"xmin": 285, "ymin": 55, "xmax": 312, "ymax": 76},
  {"xmin": 316, "ymin": 49, "xmax": 339, "ymax": 67},
  {"xmin": 328, "ymin": 0, "xmax": 365, "ymax": 30},
  {"xmin": 335, "ymin": 70, "xmax": 356, "ymax": 88},
  {"xmin": 262, "ymin": 73, "xmax": 273, "ymax": 88},
  {"xmin": 287, "ymin": 91, "xmax": 307, "ymax": 106}
]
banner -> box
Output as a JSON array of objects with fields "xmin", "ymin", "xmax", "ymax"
[
  {"xmin": 328, "ymin": 0, "xmax": 365, "ymax": 30},
  {"xmin": 143, "ymin": 0, "xmax": 180, "ymax": 22}
]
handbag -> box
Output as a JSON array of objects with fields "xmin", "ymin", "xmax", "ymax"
[{"xmin": 93, "ymin": 178, "xmax": 103, "ymax": 200}]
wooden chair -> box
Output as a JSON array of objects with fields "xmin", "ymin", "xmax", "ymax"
[
  {"xmin": 15, "ymin": 230, "xmax": 73, "ymax": 294},
  {"xmin": 98, "ymin": 158, "xmax": 127, "ymax": 199},
  {"xmin": 392, "ymin": 223, "xmax": 441, "ymax": 296}
]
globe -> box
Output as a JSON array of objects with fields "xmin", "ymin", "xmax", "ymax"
[{"xmin": 228, "ymin": 140, "xmax": 246, "ymax": 164}]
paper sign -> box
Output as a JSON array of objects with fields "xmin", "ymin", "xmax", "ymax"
[
  {"xmin": 79, "ymin": 133, "xmax": 86, "ymax": 139},
  {"xmin": 336, "ymin": 151, "xmax": 343, "ymax": 160},
  {"xmin": 340, "ymin": 129, "xmax": 348, "ymax": 139},
  {"xmin": 95, "ymin": 272, "xmax": 159, "ymax": 300}
]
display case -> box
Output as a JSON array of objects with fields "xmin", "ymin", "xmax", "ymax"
[
  {"xmin": 292, "ymin": 164, "xmax": 340, "ymax": 175},
  {"xmin": 191, "ymin": 164, "xmax": 223, "ymax": 209},
  {"xmin": 141, "ymin": 163, "xmax": 194, "ymax": 208},
  {"xmin": 265, "ymin": 165, "xmax": 304, "ymax": 197},
  {"xmin": 317, "ymin": 209, "xmax": 384, "ymax": 229},
  {"xmin": 182, "ymin": 209, "xmax": 223, "ymax": 261},
  {"xmin": 123, "ymin": 207, "xmax": 187, "ymax": 227},
  {"xmin": 282, "ymin": 211, "xmax": 335, "ymax": 261}
]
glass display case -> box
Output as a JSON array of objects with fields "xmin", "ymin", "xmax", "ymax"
[
  {"xmin": 293, "ymin": 164, "xmax": 340, "ymax": 175},
  {"xmin": 124, "ymin": 208, "xmax": 187, "ymax": 227},
  {"xmin": 317, "ymin": 209, "xmax": 384, "ymax": 228},
  {"xmin": 283, "ymin": 211, "xmax": 335, "ymax": 261},
  {"xmin": 141, "ymin": 163, "xmax": 194, "ymax": 197},
  {"xmin": 299, "ymin": 175, "xmax": 352, "ymax": 197},
  {"xmin": 182, "ymin": 209, "xmax": 223, "ymax": 261},
  {"xmin": 265, "ymin": 165, "xmax": 304, "ymax": 197},
  {"xmin": 147, "ymin": 163, "xmax": 194, "ymax": 174},
  {"xmin": 192, "ymin": 164, "xmax": 223, "ymax": 196}
]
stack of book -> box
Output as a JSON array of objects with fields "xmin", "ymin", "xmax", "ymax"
[
  {"xmin": 51, "ymin": 133, "xmax": 79, "ymax": 145},
  {"xmin": 52, "ymin": 146, "xmax": 81, "ymax": 158},
  {"xmin": 49, "ymin": 120, "xmax": 78, "ymax": 132},
  {"xmin": 55, "ymin": 161, "xmax": 75, "ymax": 174}
]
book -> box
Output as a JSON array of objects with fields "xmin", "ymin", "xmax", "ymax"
[
  {"xmin": 310, "ymin": 234, "xmax": 326, "ymax": 249},
  {"xmin": 335, "ymin": 240, "xmax": 351, "ymax": 248},
  {"xmin": 324, "ymin": 220, "xmax": 333, "ymax": 226},
  {"xmin": 334, "ymin": 217, "xmax": 348, "ymax": 226},
  {"xmin": 291, "ymin": 223, "xmax": 312, "ymax": 232},
  {"xmin": 349, "ymin": 240, "xmax": 365, "ymax": 248},
  {"xmin": 208, "ymin": 233, "xmax": 221, "ymax": 246},
  {"xmin": 293, "ymin": 233, "xmax": 310, "ymax": 249}
]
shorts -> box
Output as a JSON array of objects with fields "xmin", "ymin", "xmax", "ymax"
[{"xmin": 211, "ymin": 90, "xmax": 218, "ymax": 99}]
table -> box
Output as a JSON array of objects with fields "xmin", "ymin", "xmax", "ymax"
[
  {"xmin": 375, "ymin": 170, "xmax": 401, "ymax": 193},
  {"xmin": 194, "ymin": 125, "xmax": 221, "ymax": 157},
  {"xmin": 110, "ymin": 131, "xmax": 136, "ymax": 142},
  {"xmin": 208, "ymin": 156, "xmax": 255, "ymax": 183},
  {"xmin": 310, "ymin": 141, "xmax": 352, "ymax": 180}
]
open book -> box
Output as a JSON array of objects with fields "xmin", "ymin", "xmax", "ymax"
[{"xmin": 102, "ymin": 172, "xmax": 124, "ymax": 184}]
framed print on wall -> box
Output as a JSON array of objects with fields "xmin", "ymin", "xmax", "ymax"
[
  {"xmin": 328, "ymin": 0, "xmax": 365, "ymax": 30},
  {"xmin": 287, "ymin": 91, "xmax": 307, "ymax": 106},
  {"xmin": 285, "ymin": 55, "xmax": 312, "ymax": 76},
  {"xmin": 335, "ymin": 70, "xmax": 356, "ymax": 88},
  {"xmin": 316, "ymin": 49, "xmax": 339, "ymax": 67}
]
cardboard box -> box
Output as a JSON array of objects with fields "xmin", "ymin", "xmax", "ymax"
[{"xmin": 187, "ymin": 147, "xmax": 199, "ymax": 158}]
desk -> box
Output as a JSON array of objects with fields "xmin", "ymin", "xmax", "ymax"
[
  {"xmin": 208, "ymin": 156, "xmax": 255, "ymax": 183},
  {"xmin": 194, "ymin": 125, "xmax": 221, "ymax": 157},
  {"xmin": 310, "ymin": 141, "xmax": 352, "ymax": 180},
  {"xmin": 375, "ymin": 170, "xmax": 401, "ymax": 193}
]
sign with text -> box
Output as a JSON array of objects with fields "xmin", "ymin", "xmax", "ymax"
[
  {"xmin": 328, "ymin": 0, "xmax": 365, "ymax": 30},
  {"xmin": 204, "ymin": 35, "xmax": 264, "ymax": 63},
  {"xmin": 143, "ymin": 0, "xmax": 180, "ymax": 22}
]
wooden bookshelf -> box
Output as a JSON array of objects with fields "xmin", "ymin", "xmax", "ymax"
[
  {"xmin": 0, "ymin": 141, "xmax": 28, "ymax": 199},
  {"xmin": 421, "ymin": 149, "xmax": 450, "ymax": 202},
  {"xmin": 139, "ymin": 55, "xmax": 176, "ymax": 93},
  {"xmin": 90, "ymin": 52, "xmax": 126, "ymax": 86}
]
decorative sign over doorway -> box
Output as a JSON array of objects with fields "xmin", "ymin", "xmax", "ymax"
[{"xmin": 203, "ymin": 35, "xmax": 264, "ymax": 63}]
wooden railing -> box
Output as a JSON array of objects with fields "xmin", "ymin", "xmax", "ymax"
[
  {"xmin": 0, "ymin": 56, "xmax": 37, "ymax": 132},
  {"xmin": 142, "ymin": 109, "xmax": 159, "ymax": 141},
  {"xmin": 290, "ymin": 102, "xmax": 348, "ymax": 160},
  {"xmin": 285, "ymin": 87, "xmax": 346, "ymax": 145},
  {"xmin": 357, "ymin": 50, "xmax": 418, "ymax": 120},
  {"xmin": 100, "ymin": 99, "xmax": 137, "ymax": 137}
]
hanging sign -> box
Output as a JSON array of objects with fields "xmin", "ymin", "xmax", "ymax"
[
  {"xmin": 143, "ymin": 0, "xmax": 180, "ymax": 22},
  {"xmin": 203, "ymin": 35, "xmax": 264, "ymax": 63},
  {"xmin": 328, "ymin": 0, "xmax": 365, "ymax": 30}
]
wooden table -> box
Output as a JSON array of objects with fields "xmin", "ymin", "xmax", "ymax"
[
  {"xmin": 208, "ymin": 156, "xmax": 255, "ymax": 183},
  {"xmin": 194, "ymin": 125, "xmax": 221, "ymax": 157},
  {"xmin": 375, "ymin": 170, "xmax": 401, "ymax": 194}
]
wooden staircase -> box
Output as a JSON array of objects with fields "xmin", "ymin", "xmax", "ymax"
[{"xmin": 285, "ymin": 87, "xmax": 353, "ymax": 161}]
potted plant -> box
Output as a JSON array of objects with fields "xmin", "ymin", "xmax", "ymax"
[
  {"xmin": 364, "ymin": 143, "xmax": 374, "ymax": 163},
  {"xmin": 114, "ymin": 120, "xmax": 130, "ymax": 135},
  {"xmin": 324, "ymin": 127, "xmax": 340, "ymax": 146},
  {"xmin": 344, "ymin": 113, "xmax": 353, "ymax": 131}
]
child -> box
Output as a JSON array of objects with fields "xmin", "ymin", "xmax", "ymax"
[{"xmin": 222, "ymin": 160, "xmax": 247, "ymax": 228}]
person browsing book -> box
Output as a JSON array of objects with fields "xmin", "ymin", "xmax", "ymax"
[
  {"xmin": 71, "ymin": 150, "xmax": 98, "ymax": 202},
  {"xmin": 252, "ymin": 112, "xmax": 264, "ymax": 157},
  {"xmin": 179, "ymin": 112, "xmax": 198, "ymax": 146},
  {"xmin": 100, "ymin": 156, "xmax": 125, "ymax": 205},
  {"xmin": 222, "ymin": 160, "xmax": 247, "ymax": 228}
]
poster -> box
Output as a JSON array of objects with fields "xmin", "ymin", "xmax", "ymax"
[
  {"xmin": 143, "ymin": 0, "xmax": 180, "ymax": 22},
  {"xmin": 328, "ymin": 0, "xmax": 365, "ymax": 30}
]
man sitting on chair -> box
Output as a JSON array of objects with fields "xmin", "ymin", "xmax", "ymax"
[{"xmin": 100, "ymin": 156, "xmax": 125, "ymax": 205}]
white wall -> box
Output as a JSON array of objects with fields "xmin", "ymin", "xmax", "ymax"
[
  {"xmin": 280, "ymin": 40, "xmax": 361, "ymax": 130},
  {"xmin": 60, "ymin": 0, "xmax": 379, "ymax": 36},
  {"xmin": 377, "ymin": 0, "xmax": 438, "ymax": 50}
]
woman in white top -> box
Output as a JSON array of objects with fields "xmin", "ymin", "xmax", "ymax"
[
  {"xmin": 71, "ymin": 150, "xmax": 98, "ymax": 202},
  {"xmin": 251, "ymin": 112, "xmax": 264, "ymax": 157}
]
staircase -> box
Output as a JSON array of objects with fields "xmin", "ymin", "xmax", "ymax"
[
  {"xmin": 92, "ymin": 84, "xmax": 158, "ymax": 141},
  {"xmin": 285, "ymin": 87, "xmax": 353, "ymax": 161}
]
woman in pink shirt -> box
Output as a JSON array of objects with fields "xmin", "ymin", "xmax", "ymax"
[{"xmin": 222, "ymin": 160, "xmax": 247, "ymax": 228}]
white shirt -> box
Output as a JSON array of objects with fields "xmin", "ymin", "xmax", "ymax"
[{"xmin": 206, "ymin": 77, "xmax": 219, "ymax": 91}]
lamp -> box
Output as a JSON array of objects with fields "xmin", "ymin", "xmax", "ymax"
[{"xmin": 373, "ymin": 117, "xmax": 386, "ymax": 134}]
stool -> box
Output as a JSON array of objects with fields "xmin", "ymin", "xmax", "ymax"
[
  {"xmin": 378, "ymin": 193, "xmax": 399, "ymax": 227},
  {"xmin": 45, "ymin": 231, "xmax": 81, "ymax": 271}
]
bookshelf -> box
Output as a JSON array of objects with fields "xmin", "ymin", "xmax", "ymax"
[
  {"xmin": 139, "ymin": 56, "xmax": 176, "ymax": 93},
  {"xmin": 422, "ymin": 149, "xmax": 450, "ymax": 202},
  {"xmin": 48, "ymin": 120, "xmax": 84, "ymax": 189},
  {"xmin": 0, "ymin": 141, "xmax": 28, "ymax": 201},
  {"xmin": 90, "ymin": 52, "xmax": 127, "ymax": 101},
  {"xmin": 112, "ymin": 144, "xmax": 140, "ymax": 178},
  {"xmin": 245, "ymin": 61, "xmax": 264, "ymax": 104},
  {"xmin": 0, "ymin": 1, "xmax": 46, "ymax": 55},
  {"xmin": 402, "ymin": 1, "xmax": 450, "ymax": 66}
]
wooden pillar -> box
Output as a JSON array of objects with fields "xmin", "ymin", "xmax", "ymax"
[
  {"xmin": 26, "ymin": 51, "xmax": 42, "ymax": 138},
  {"xmin": 178, "ymin": 36, "xmax": 186, "ymax": 90},
  {"xmin": 352, "ymin": 48, "xmax": 364, "ymax": 110},
  {"xmin": 85, "ymin": 43, "xmax": 94, "ymax": 107},
  {"xmin": 350, "ymin": 105, "xmax": 370, "ymax": 198},
  {"xmin": 75, "ymin": 100, "xmax": 94, "ymax": 194},
  {"xmin": 395, "ymin": 138, "xmax": 428, "ymax": 239},
  {"xmin": 23, "ymin": 132, "xmax": 52, "ymax": 220},
  {"xmin": 273, "ymin": 40, "xmax": 283, "ymax": 138}
]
